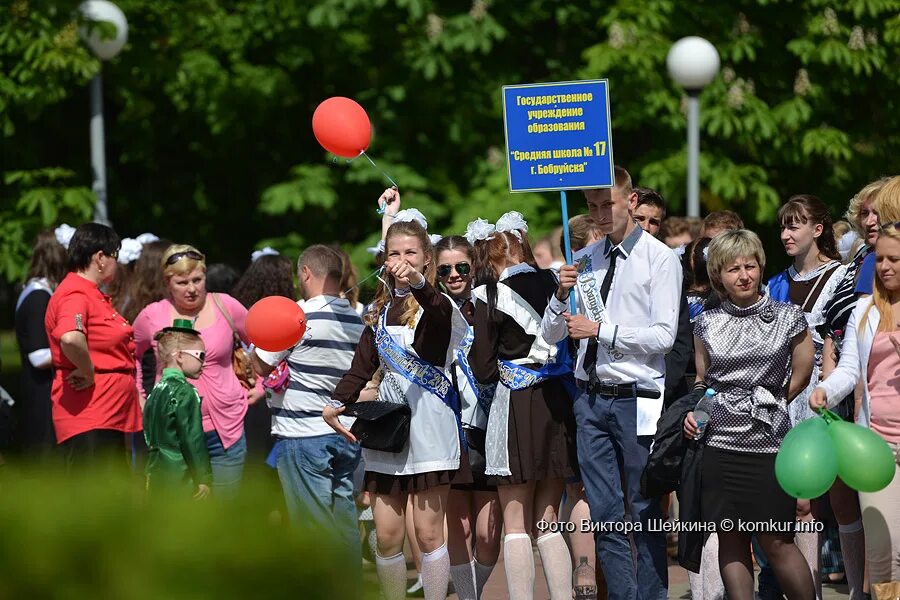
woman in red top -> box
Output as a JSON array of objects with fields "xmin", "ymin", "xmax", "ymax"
[{"xmin": 44, "ymin": 223, "xmax": 141, "ymax": 467}]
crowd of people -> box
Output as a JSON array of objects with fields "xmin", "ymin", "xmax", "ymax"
[{"xmin": 6, "ymin": 167, "xmax": 900, "ymax": 600}]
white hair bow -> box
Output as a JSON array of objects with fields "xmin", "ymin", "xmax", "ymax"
[
  {"xmin": 251, "ymin": 246, "xmax": 280, "ymax": 262},
  {"xmin": 366, "ymin": 240, "xmax": 386, "ymax": 255},
  {"xmin": 837, "ymin": 230, "xmax": 859, "ymax": 261},
  {"xmin": 392, "ymin": 208, "xmax": 428, "ymax": 230},
  {"xmin": 429, "ymin": 234, "xmax": 443, "ymax": 246},
  {"xmin": 118, "ymin": 238, "xmax": 143, "ymax": 264},
  {"xmin": 703, "ymin": 246, "xmax": 710, "ymax": 261},
  {"xmin": 54, "ymin": 223, "xmax": 76, "ymax": 249},
  {"xmin": 495, "ymin": 211, "xmax": 528, "ymax": 241},
  {"xmin": 135, "ymin": 232, "xmax": 160, "ymax": 245},
  {"xmin": 464, "ymin": 219, "xmax": 496, "ymax": 245},
  {"xmin": 673, "ymin": 244, "xmax": 687, "ymax": 257}
]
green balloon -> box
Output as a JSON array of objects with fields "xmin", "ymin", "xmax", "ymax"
[
  {"xmin": 775, "ymin": 417, "xmax": 839, "ymax": 499},
  {"xmin": 827, "ymin": 420, "xmax": 896, "ymax": 493}
]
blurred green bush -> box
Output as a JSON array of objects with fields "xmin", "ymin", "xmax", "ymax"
[{"xmin": 0, "ymin": 464, "xmax": 375, "ymax": 599}]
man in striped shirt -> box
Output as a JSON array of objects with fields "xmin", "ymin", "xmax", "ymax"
[{"xmin": 252, "ymin": 245, "xmax": 364, "ymax": 561}]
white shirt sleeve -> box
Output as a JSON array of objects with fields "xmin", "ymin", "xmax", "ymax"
[
  {"xmin": 256, "ymin": 348, "xmax": 290, "ymax": 367},
  {"xmin": 818, "ymin": 301, "xmax": 864, "ymax": 407},
  {"xmin": 596, "ymin": 247, "xmax": 680, "ymax": 355},
  {"xmin": 27, "ymin": 348, "xmax": 52, "ymax": 368},
  {"xmin": 540, "ymin": 293, "xmax": 570, "ymax": 345}
]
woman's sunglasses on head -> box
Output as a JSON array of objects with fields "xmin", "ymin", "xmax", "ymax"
[
  {"xmin": 166, "ymin": 250, "xmax": 205, "ymax": 266},
  {"xmin": 437, "ymin": 262, "xmax": 471, "ymax": 277}
]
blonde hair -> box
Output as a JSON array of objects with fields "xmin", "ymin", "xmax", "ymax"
[
  {"xmin": 161, "ymin": 244, "xmax": 206, "ymax": 279},
  {"xmin": 364, "ymin": 220, "xmax": 436, "ymax": 328},
  {"xmin": 846, "ymin": 177, "xmax": 890, "ymax": 233},
  {"xmin": 860, "ymin": 225, "xmax": 900, "ymax": 334},
  {"xmin": 154, "ymin": 330, "xmax": 203, "ymax": 364},
  {"xmin": 706, "ymin": 229, "xmax": 766, "ymax": 298},
  {"xmin": 873, "ymin": 176, "xmax": 900, "ymax": 225}
]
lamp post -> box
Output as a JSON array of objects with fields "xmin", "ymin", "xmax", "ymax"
[
  {"xmin": 666, "ymin": 36, "xmax": 720, "ymax": 218},
  {"xmin": 79, "ymin": 0, "xmax": 128, "ymax": 226}
]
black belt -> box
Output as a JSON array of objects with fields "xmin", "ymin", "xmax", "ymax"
[{"xmin": 577, "ymin": 380, "xmax": 661, "ymax": 399}]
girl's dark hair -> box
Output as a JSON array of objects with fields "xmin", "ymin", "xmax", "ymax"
[
  {"xmin": 27, "ymin": 230, "xmax": 68, "ymax": 287},
  {"xmin": 683, "ymin": 237, "xmax": 712, "ymax": 294},
  {"xmin": 778, "ymin": 194, "xmax": 840, "ymax": 261},
  {"xmin": 205, "ymin": 263, "xmax": 241, "ymax": 294},
  {"xmin": 472, "ymin": 231, "xmax": 524, "ymax": 319},
  {"xmin": 118, "ymin": 239, "xmax": 172, "ymax": 322},
  {"xmin": 67, "ymin": 223, "xmax": 120, "ymax": 272},
  {"xmin": 434, "ymin": 235, "xmax": 473, "ymax": 260},
  {"xmin": 231, "ymin": 254, "xmax": 296, "ymax": 308}
]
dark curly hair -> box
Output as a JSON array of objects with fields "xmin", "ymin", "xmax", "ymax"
[{"xmin": 231, "ymin": 254, "xmax": 296, "ymax": 308}]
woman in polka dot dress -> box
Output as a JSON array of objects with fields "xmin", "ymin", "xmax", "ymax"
[{"xmin": 682, "ymin": 230, "xmax": 816, "ymax": 600}]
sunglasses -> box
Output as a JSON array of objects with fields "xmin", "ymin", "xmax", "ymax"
[
  {"xmin": 880, "ymin": 222, "xmax": 900, "ymax": 232},
  {"xmin": 437, "ymin": 262, "xmax": 471, "ymax": 277},
  {"xmin": 180, "ymin": 349, "xmax": 206, "ymax": 363},
  {"xmin": 104, "ymin": 249, "xmax": 120, "ymax": 259},
  {"xmin": 166, "ymin": 250, "xmax": 205, "ymax": 266}
]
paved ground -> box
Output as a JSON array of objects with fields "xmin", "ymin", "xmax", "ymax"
[
  {"xmin": 437, "ymin": 551, "xmax": 851, "ymax": 599},
  {"xmin": 363, "ymin": 542, "xmax": 851, "ymax": 598}
]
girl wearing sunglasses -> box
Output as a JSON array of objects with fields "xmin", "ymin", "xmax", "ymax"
[{"xmin": 434, "ymin": 234, "xmax": 503, "ymax": 599}]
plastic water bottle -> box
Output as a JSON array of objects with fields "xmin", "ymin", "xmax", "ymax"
[
  {"xmin": 693, "ymin": 388, "xmax": 716, "ymax": 440},
  {"xmin": 573, "ymin": 556, "xmax": 597, "ymax": 600}
]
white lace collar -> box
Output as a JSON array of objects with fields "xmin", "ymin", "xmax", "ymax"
[
  {"xmin": 499, "ymin": 263, "xmax": 536, "ymax": 282},
  {"xmin": 788, "ymin": 260, "xmax": 839, "ymax": 282}
]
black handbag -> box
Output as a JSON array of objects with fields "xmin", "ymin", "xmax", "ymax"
[{"xmin": 342, "ymin": 401, "xmax": 411, "ymax": 453}]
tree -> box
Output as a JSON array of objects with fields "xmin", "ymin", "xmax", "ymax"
[{"xmin": 2, "ymin": 0, "xmax": 899, "ymax": 288}]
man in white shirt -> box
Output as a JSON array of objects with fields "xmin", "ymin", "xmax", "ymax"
[
  {"xmin": 252, "ymin": 245, "xmax": 364, "ymax": 565},
  {"xmin": 541, "ymin": 167, "xmax": 681, "ymax": 600}
]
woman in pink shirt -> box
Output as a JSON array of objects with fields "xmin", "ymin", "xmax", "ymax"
[
  {"xmin": 133, "ymin": 244, "xmax": 252, "ymax": 498},
  {"xmin": 811, "ymin": 177, "xmax": 900, "ymax": 596}
]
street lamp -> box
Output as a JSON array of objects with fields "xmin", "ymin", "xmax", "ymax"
[
  {"xmin": 666, "ymin": 36, "xmax": 720, "ymax": 218},
  {"xmin": 79, "ymin": 0, "xmax": 128, "ymax": 226}
]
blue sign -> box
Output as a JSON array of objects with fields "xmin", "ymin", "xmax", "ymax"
[{"xmin": 502, "ymin": 80, "xmax": 614, "ymax": 193}]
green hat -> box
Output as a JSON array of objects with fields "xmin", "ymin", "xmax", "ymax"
[{"xmin": 160, "ymin": 318, "xmax": 200, "ymax": 336}]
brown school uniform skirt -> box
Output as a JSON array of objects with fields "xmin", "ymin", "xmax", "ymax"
[
  {"xmin": 486, "ymin": 378, "xmax": 578, "ymax": 487},
  {"xmin": 365, "ymin": 438, "xmax": 473, "ymax": 495}
]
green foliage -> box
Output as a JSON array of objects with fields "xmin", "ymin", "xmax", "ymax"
[
  {"xmin": 3, "ymin": 0, "xmax": 900, "ymax": 285},
  {"xmin": 0, "ymin": 466, "xmax": 372, "ymax": 598}
]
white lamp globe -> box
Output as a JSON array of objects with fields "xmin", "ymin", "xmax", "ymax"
[
  {"xmin": 667, "ymin": 37, "xmax": 720, "ymax": 91},
  {"xmin": 79, "ymin": 1, "xmax": 128, "ymax": 61}
]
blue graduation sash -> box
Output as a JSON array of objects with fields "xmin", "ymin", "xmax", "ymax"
[
  {"xmin": 457, "ymin": 326, "xmax": 497, "ymax": 418},
  {"xmin": 498, "ymin": 340, "xmax": 577, "ymax": 398},
  {"xmin": 376, "ymin": 309, "xmax": 466, "ymax": 450}
]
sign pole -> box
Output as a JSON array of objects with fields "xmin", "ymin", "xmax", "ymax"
[{"xmin": 559, "ymin": 190, "xmax": 577, "ymax": 314}]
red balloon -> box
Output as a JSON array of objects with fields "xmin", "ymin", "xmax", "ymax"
[
  {"xmin": 312, "ymin": 97, "xmax": 372, "ymax": 158},
  {"xmin": 246, "ymin": 296, "xmax": 307, "ymax": 352}
]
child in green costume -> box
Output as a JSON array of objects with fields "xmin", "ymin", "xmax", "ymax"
[{"xmin": 144, "ymin": 319, "xmax": 212, "ymax": 498}]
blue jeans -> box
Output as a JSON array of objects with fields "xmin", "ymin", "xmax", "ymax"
[
  {"xmin": 276, "ymin": 435, "xmax": 362, "ymax": 564},
  {"xmin": 574, "ymin": 391, "xmax": 668, "ymax": 600},
  {"xmin": 204, "ymin": 430, "xmax": 247, "ymax": 500}
]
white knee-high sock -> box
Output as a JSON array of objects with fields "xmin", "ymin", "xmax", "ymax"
[
  {"xmin": 796, "ymin": 530, "xmax": 823, "ymax": 600},
  {"xmin": 504, "ymin": 533, "xmax": 535, "ymax": 600},
  {"xmin": 375, "ymin": 551, "xmax": 407, "ymax": 600},
  {"xmin": 449, "ymin": 560, "xmax": 477, "ymax": 600},
  {"xmin": 473, "ymin": 558, "xmax": 495, "ymax": 599},
  {"xmin": 839, "ymin": 520, "xmax": 866, "ymax": 600},
  {"xmin": 421, "ymin": 543, "xmax": 451, "ymax": 600},
  {"xmin": 537, "ymin": 532, "xmax": 574, "ymax": 600}
]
